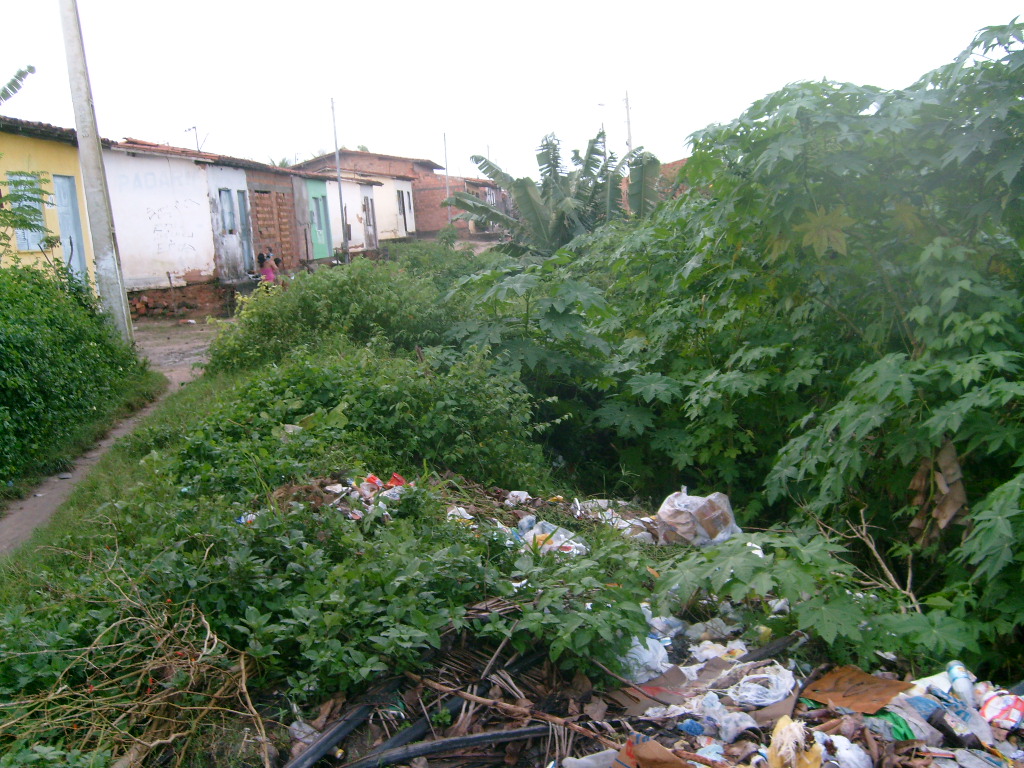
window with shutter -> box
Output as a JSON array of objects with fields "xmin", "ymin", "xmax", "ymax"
[{"xmin": 7, "ymin": 172, "xmax": 46, "ymax": 251}]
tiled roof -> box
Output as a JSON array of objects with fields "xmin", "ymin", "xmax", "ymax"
[
  {"xmin": 0, "ymin": 115, "xmax": 99, "ymax": 146},
  {"xmin": 0, "ymin": 117, "xmax": 435, "ymax": 182},
  {"xmin": 294, "ymin": 148, "xmax": 443, "ymax": 171}
]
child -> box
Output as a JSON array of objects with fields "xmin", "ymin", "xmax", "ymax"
[{"xmin": 257, "ymin": 253, "xmax": 276, "ymax": 284}]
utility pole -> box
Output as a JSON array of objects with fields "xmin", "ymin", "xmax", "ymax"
[
  {"xmin": 331, "ymin": 98, "xmax": 349, "ymax": 263},
  {"xmin": 625, "ymin": 91, "xmax": 633, "ymax": 156},
  {"xmin": 59, "ymin": 0, "xmax": 133, "ymax": 343},
  {"xmin": 443, "ymin": 133, "xmax": 451, "ymax": 223}
]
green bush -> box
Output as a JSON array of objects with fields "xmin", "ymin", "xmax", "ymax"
[
  {"xmin": 206, "ymin": 258, "xmax": 452, "ymax": 372},
  {"xmin": 0, "ymin": 264, "xmax": 154, "ymax": 487},
  {"xmin": 389, "ymin": 239, "xmax": 504, "ymax": 291},
  {"xmin": 177, "ymin": 345, "xmax": 548, "ymax": 499}
]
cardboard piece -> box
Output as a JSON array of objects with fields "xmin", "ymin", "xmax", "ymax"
[
  {"xmin": 613, "ymin": 735, "xmax": 692, "ymax": 768},
  {"xmin": 607, "ymin": 665, "xmax": 693, "ymax": 716},
  {"xmin": 607, "ymin": 658, "xmax": 737, "ymax": 716},
  {"xmin": 752, "ymin": 691, "xmax": 799, "ymax": 727},
  {"xmin": 803, "ymin": 666, "xmax": 913, "ymax": 714}
]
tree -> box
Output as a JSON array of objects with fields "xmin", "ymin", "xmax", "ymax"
[
  {"xmin": 0, "ymin": 171, "xmax": 50, "ymax": 260},
  {"xmin": 0, "ymin": 65, "xmax": 34, "ymax": 106},
  {"xmin": 444, "ymin": 131, "xmax": 660, "ymax": 258},
  {"xmin": 1, "ymin": 67, "xmax": 49, "ymax": 260}
]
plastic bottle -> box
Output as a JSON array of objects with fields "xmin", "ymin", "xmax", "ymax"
[{"xmin": 947, "ymin": 661, "xmax": 977, "ymax": 707}]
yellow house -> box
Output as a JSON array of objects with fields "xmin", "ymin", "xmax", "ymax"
[{"xmin": 0, "ymin": 116, "xmax": 94, "ymax": 282}]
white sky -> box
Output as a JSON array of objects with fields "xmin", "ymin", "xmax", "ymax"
[{"xmin": 2, "ymin": 1, "xmax": 1020, "ymax": 180}]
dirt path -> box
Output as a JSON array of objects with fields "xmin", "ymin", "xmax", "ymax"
[{"xmin": 0, "ymin": 319, "xmax": 218, "ymax": 557}]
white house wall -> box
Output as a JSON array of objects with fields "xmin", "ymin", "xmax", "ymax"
[
  {"xmin": 326, "ymin": 179, "xmax": 367, "ymax": 251},
  {"xmin": 104, "ymin": 150, "xmax": 217, "ymax": 290},
  {"xmin": 371, "ymin": 176, "xmax": 404, "ymax": 242},
  {"xmin": 206, "ymin": 165, "xmax": 252, "ymax": 282},
  {"xmin": 396, "ymin": 179, "xmax": 415, "ymax": 235}
]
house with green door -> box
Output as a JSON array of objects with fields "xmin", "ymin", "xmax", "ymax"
[{"xmin": 303, "ymin": 175, "xmax": 333, "ymax": 261}]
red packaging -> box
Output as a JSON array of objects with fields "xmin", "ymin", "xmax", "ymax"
[{"xmin": 979, "ymin": 692, "xmax": 1024, "ymax": 731}]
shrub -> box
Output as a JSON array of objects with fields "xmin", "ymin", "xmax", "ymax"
[
  {"xmin": 206, "ymin": 258, "xmax": 451, "ymax": 372},
  {"xmin": 176, "ymin": 345, "xmax": 548, "ymax": 499},
  {"xmin": 389, "ymin": 238, "xmax": 503, "ymax": 291},
  {"xmin": 0, "ymin": 264, "xmax": 154, "ymax": 487}
]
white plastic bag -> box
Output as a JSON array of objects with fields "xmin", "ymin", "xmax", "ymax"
[
  {"xmin": 814, "ymin": 731, "xmax": 873, "ymax": 768},
  {"xmin": 622, "ymin": 636, "xmax": 672, "ymax": 684},
  {"xmin": 702, "ymin": 692, "xmax": 759, "ymax": 743},
  {"xmin": 727, "ymin": 663, "xmax": 796, "ymax": 706},
  {"xmin": 656, "ymin": 487, "xmax": 741, "ymax": 547}
]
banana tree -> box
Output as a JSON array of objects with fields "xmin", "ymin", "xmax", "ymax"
[
  {"xmin": 0, "ymin": 66, "xmax": 35, "ymax": 105},
  {"xmin": 445, "ymin": 131, "xmax": 661, "ymax": 257}
]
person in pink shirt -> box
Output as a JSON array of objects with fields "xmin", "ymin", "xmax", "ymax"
[{"xmin": 257, "ymin": 253, "xmax": 276, "ymax": 284}]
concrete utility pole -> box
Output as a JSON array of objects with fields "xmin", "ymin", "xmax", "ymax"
[
  {"xmin": 625, "ymin": 91, "xmax": 633, "ymax": 156},
  {"xmin": 59, "ymin": 0, "xmax": 133, "ymax": 343},
  {"xmin": 443, "ymin": 133, "xmax": 451, "ymax": 223},
  {"xmin": 331, "ymin": 98, "xmax": 350, "ymax": 263}
]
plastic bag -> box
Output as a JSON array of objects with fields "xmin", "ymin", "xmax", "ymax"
[
  {"xmin": 505, "ymin": 490, "xmax": 533, "ymax": 507},
  {"xmin": 813, "ymin": 732, "xmax": 872, "ymax": 768},
  {"xmin": 691, "ymin": 639, "xmax": 748, "ymax": 662},
  {"xmin": 655, "ymin": 487, "xmax": 741, "ymax": 547},
  {"xmin": 727, "ymin": 663, "xmax": 796, "ymax": 706},
  {"xmin": 702, "ymin": 692, "xmax": 758, "ymax": 743},
  {"xmin": 622, "ymin": 636, "xmax": 671, "ymax": 684},
  {"xmin": 562, "ymin": 749, "xmax": 619, "ymax": 768},
  {"xmin": 519, "ymin": 517, "xmax": 589, "ymax": 556},
  {"xmin": 979, "ymin": 691, "xmax": 1024, "ymax": 731}
]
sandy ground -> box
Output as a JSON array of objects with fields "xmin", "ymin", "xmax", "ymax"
[{"xmin": 0, "ymin": 319, "xmax": 219, "ymax": 557}]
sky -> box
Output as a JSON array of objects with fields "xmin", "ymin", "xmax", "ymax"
[{"xmin": 2, "ymin": 1, "xmax": 1021, "ymax": 180}]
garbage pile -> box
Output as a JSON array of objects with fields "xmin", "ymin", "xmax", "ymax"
[
  {"xmin": 241, "ymin": 476, "xmax": 1019, "ymax": 768},
  {"xmin": 242, "ymin": 475, "xmax": 745, "ymax": 558},
  {"xmin": 280, "ymin": 623, "xmax": 1023, "ymax": 768},
  {"xmin": 235, "ymin": 472, "xmax": 412, "ymax": 525}
]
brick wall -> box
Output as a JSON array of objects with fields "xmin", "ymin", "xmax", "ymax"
[
  {"xmin": 128, "ymin": 281, "xmax": 234, "ymax": 319},
  {"xmin": 412, "ymin": 177, "xmax": 504, "ymax": 235},
  {"xmin": 414, "ymin": 178, "xmax": 468, "ymax": 233},
  {"xmin": 246, "ymin": 169, "xmax": 302, "ymax": 269}
]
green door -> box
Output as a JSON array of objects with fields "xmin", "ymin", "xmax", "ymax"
[{"xmin": 306, "ymin": 179, "xmax": 332, "ymax": 261}]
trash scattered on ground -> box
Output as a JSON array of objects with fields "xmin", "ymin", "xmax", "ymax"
[
  {"xmin": 236, "ymin": 475, "xmax": 1019, "ymax": 768},
  {"xmin": 277, "ymin": 609, "xmax": 1023, "ymax": 768},
  {"xmin": 517, "ymin": 514, "xmax": 590, "ymax": 555}
]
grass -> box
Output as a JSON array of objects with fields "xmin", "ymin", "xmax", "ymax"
[{"xmin": 0, "ymin": 370, "xmax": 233, "ymax": 604}]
